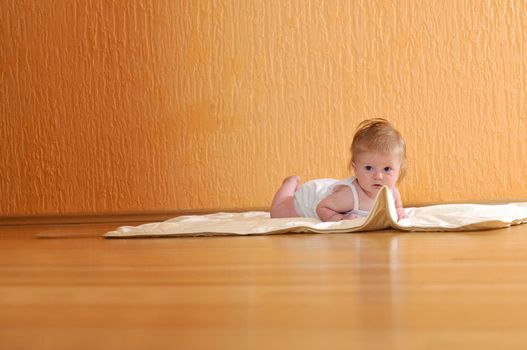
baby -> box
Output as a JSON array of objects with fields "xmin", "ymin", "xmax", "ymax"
[{"xmin": 270, "ymin": 118, "xmax": 407, "ymax": 221}]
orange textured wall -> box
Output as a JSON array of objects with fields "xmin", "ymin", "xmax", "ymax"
[{"xmin": 2, "ymin": 0, "xmax": 527, "ymax": 216}]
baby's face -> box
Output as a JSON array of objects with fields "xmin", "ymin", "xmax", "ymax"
[{"xmin": 352, "ymin": 152, "xmax": 401, "ymax": 195}]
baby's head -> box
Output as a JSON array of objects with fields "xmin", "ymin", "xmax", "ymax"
[{"xmin": 349, "ymin": 118, "xmax": 407, "ymax": 186}]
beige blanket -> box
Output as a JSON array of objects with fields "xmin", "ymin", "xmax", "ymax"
[{"xmin": 104, "ymin": 187, "xmax": 527, "ymax": 238}]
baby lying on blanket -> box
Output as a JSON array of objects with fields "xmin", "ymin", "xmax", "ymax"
[{"xmin": 270, "ymin": 118, "xmax": 407, "ymax": 221}]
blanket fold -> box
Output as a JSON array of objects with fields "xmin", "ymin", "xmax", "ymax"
[{"xmin": 104, "ymin": 187, "xmax": 527, "ymax": 238}]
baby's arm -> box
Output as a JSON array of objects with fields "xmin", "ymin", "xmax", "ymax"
[
  {"xmin": 316, "ymin": 187, "xmax": 354, "ymax": 221},
  {"xmin": 393, "ymin": 187, "xmax": 407, "ymax": 220}
]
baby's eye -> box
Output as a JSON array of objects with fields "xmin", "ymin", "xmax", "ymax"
[
  {"xmin": 383, "ymin": 167, "xmax": 392, "ymax": 172},
  {"xmin": 365, "ymin": 166, "xmax": 373, "ymax": 171}
]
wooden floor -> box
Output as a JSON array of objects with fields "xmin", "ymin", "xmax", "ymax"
[{"xmin": 2, "ymin": 221, "xmax": 527, "ymax": 350}]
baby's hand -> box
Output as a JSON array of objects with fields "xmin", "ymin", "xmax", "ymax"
[{"xmin": 397, "ymin": 208, "xmax": 408, "ymax": 221}]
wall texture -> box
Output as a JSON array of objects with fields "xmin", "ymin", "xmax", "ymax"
[{"xmin": 2, "ymin": 0, "xmax": 527, "ymax": 216}]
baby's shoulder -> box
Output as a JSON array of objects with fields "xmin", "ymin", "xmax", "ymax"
[
  {"xmin": 391, "ymin": 186, "xmax": 401, "ymax": 193},
  {"xmin": 332, "ymin": 184, "xmax": 353, "ymax": 193},
  {"xmin": 330, "ymin": 177, "xmax": 356, "ymax": 189}
]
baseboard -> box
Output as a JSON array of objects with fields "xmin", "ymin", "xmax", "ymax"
[{"xmin": 0, "ymin": 208, "xmax": 268, "ymax": 226}]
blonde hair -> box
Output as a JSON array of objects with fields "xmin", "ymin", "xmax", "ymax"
[{"xmin": 349, "ymin": 118, "xmax": 407, "ymax": 182}]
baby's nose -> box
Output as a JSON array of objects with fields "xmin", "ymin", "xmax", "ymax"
[{"xmin": 374, "ymin": 172, "xmax": 383, "ymax": 180}]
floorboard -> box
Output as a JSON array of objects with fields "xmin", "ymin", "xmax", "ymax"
[{"xmin": 2, "ymin": 221, "xmax": 527, "ymax": 349}]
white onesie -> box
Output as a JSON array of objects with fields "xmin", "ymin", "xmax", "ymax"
[{"xmin": 293, "ymin": 177, "xmax": 370, "ymax": 219}]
